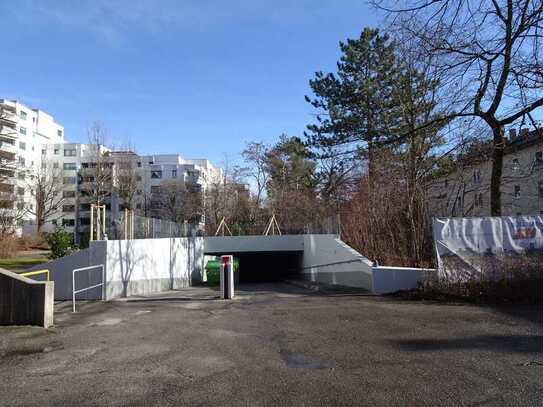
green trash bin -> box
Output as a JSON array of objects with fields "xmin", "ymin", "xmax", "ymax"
[{"xmin": 205, "ymin": 258, "xmax": 239, "ymax": 286}]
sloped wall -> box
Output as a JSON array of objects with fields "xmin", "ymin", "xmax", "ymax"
[
  {"xmin": 302, "ymin": 235, "xmax": 374, "ymax": 291},
  {"xmin": 26, "ymin": 242, "xmax": 106, "ymax": 300}
]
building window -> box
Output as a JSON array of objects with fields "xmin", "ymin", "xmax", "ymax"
[
  {"xmin": 19, "ymin": 142, "xmax": 26, "ymax": 150},
  {"xmin": 41, "ymin": 148, "xmax": 46, "ymax": 155},
  {"xmin": 19, "ymin": 127, "xmax": 26, "ymax": 135},
  {"xmin": 172, "ymin": 169, "xmax": 177, "ymax": 178},
  {"xmin": 137, "ymin": 162, "xmax": 142, "ymax": 167},
  {"xmin": 54, "ymin": 148, "xmax": 59, "ymax": 155},
  {"xmin": 473, "ymin": 170, "xmax": 481, "ymax": 184},
  {"xmin": 62, "ymin": 205, "xmax": 75, "ymax": 213},
  {"xmin": 18, "ymin": 157, "xmax": 25, "ymax": 166},
  {"xmin": 514, "ymin": 185, "xmax": 521, "ymax": 198},
  {"xmin": 17, "ymin": 187, "xmax": 24, "ymax": 195},
  {"xmin": 82, "ymin": 176, "xmax": 95, "ymax": 182},
  {"xmin": 539, "ymin": 181, "xmax": 543, "ymax": 198},
  {"xmin": 57, "ymin": 129, "xmax": 63, "ymax": 137},
  {"xmin": 151, "ymin": 170, "xmax": 162, "ymax": 179},
  {"xmin": 17, "ymin": 202, "xmax": 25, "ymax": 210},
  {"xmin": 63, "ymin": 190, "xmax": 76, "ymax": 198},
  {"xmin": 17, "ymin": 172, "xmax": 25, "ymax": 180},
  {"xmin": 19, "ymin": 111, "xmax": 27, "ymax": 120},
  {"xmin": 63, "ymin": 162, "xmax": 77, "ymax": 170},
  {"xmin": 53, "ymin": 162, "xmax": 59, "ymax": 169},
  {"xmin": 63, "ymin": 177, "xmax": 76, "ymax": 184},
  {"xmin": 64, "ymin": 149, "xmax": 76, "ymax": 157},
  {"xmin": 136, "ymin": 189, "xmax": 142, "ymax": 195},
  {"xmin": 62, "ymin": 219, "xmax": 75, "ymax": 227},
  {"xmin": 151, "ymin": 186, "xmax": 160, "ymax": 193}
]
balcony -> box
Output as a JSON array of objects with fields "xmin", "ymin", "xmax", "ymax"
[{"xmin": 0, "ymin": 140, "xmax": 16, "ymax": 155}]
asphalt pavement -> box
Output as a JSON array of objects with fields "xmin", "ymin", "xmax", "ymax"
[{"xmin": 1, "ymin": 282, "xmax": 542, "ymax": 406}]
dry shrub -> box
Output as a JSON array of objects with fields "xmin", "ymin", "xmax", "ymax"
[
  {"xmin": 409, "ymin": 253, "xmax": 543, "ymax": 304},
  {"xmin": 17, "ymin": 234, "xmax": 48, "ymax": 251},
  {"xmin": 340, "ymin": 167, "xmax": 434, "ymax": 267},
  {"xmin": 0, "ymin": 235, "xmax": 18, "ymax": 259}
]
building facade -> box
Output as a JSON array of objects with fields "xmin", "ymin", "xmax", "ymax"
[
  {"xmin": 1, "ymin": 99, "xmax": 223, "ymax": 242},
  {"xmin": 427, "ymin": 129, "xmax": 543, "ymax": 218},
  {"xmin": 0, "ymin": 99, "xmax": 65, "ymax": 232}
]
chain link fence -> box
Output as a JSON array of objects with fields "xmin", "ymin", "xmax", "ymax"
[{"xmin": 107, "ymin": 214, "xmax": 202, "ymax": 240}]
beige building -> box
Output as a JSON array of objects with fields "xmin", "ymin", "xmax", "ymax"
[{"xmin": 427, "ymin": 128, "xmax": 543, "ymax": 217}]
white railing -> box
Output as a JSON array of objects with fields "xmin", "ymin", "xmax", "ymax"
[{"xmin": 72, "ymin": 264, "xmax": 105, "ymax": 313}]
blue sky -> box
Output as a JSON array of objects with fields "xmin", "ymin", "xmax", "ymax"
[{"xmin": 1, "ymin": 0, "xmax": 378, "ymax": 166}]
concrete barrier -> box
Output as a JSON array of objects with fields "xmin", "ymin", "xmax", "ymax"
[
  {"xmin": 372, "ymin": 266, "xmax": 434, "ymax": 294},
  {"xmin": 0, "ymin": 269, "xmax": 54, "ymax": 328}
]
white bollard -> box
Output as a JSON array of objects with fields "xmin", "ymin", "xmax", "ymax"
[{"xmin": 220, "ymin": 255, "xmax": 234, "ymax": 299}]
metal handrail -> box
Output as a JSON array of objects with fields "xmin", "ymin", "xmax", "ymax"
[
  {"xmin": 72, "ymin": 264, "xmax": 104, "ymax": 313},
  {"xmin": 20, "ymin": 269, "xmax": 50, "ymax": 281}
]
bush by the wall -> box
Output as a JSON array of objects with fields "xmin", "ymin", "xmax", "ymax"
[
  {"xmin": 0, "ymin": 235, "xmax": 18, "ymax": 259},
  {"xmin": 46, "ymin": 226, "xmax": 76, "ymax": 259}
]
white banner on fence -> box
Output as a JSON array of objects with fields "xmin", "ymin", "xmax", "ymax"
[{"xmin": 433, "ymin": 216, "xmax": 543, "ymax": 281}]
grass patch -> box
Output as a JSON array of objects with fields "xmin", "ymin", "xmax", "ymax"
[{"xmin": 0, "ymin": 258, "xmax": 48, "ymax": 272}]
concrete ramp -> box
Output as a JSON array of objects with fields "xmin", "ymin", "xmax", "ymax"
[{"xmin": 27, "ymin": 234, "xmax": 431, "ymax": 301}]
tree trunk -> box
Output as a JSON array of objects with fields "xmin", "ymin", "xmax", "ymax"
[{"xmin": 490, "ymin": 125, "xmax": 505, "ymax": 216}]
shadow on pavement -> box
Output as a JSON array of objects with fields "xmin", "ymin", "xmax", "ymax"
[{"xmin": 390, "ymin": 334, "xmax": 543, "ymax": 354}]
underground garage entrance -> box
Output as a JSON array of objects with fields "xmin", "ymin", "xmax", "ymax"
[{"xmin": 215, "ymin": 251, "xmax": 304, "ymax": 284}]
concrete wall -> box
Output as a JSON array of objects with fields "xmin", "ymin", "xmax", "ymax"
[
  {"xmin": 0, "ymin": 269, "xmax": 54, "ymax": 327},
  {"xmin": 301, "ymin": 235, "xmax": 434, "ymax": 294},
  {"xmin": 26, "ymin": 242, "xmax": 107, "ymax": 300},
  {"xmin": 204, "ymin": 235, "xmax": 304, "ymax": 254},
  {"xmin": 28, "ymin": 237, "xmax": 203, "ymax": 301},
  {"xmin": 372, "ymin": 266, "xmax": 434, "ymax": 294},
  {"xmin": 104, "ymin": 237, "xmax": 203, "ymax": 300},
  {"xmin": 302, "ymin": 235, "xmax": 374, "ymax": 291}
]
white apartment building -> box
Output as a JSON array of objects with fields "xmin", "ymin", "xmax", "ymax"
[
  {"xmin": 38, "ymin": 147, "xmax": 223, "ymax": 243},
  {"xmin": 0, "ymin": 99, "xmax": 65, "ymax": 231},
  {"xmin": 1, "ymin": 99, "xmax": 223, "ymax": 242}
]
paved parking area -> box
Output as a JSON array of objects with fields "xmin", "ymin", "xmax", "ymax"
[{"xmin": 1, "ymin": 282, "xmax": 543, "ymax": 406}]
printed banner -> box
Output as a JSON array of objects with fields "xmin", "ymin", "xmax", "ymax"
[{"xmin": 433, "ymin": 216, "xmax": 543, "ymax": 281}]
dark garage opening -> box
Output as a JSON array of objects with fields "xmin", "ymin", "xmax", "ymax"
[
  {"xmin": 237, "ymin": 251, "xmax": 303, "ymax": 283},
  {"xmin": 209, "ymin": 251, "xmax": 303, "ymax": 283}
]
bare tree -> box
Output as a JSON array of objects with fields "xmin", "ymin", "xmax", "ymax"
[
  {"xmin": 25, "ymin": 163, "xmax": 65, "ymax": 233},
  {"xmin": 111, "ymin": 149, "xmax": 140, "ymax": 211},
  {"xmin": 374, "ymin": 0, "xmax": 543, "ymax": 215},
  {"xmin": 151, "ymin": 179, "xmax": 203, "ymax": 224},
  {"xmin": 81, "ymin": 122, "xmax": 113, "ymax": 205},
  {"xmin": 242, "ymin": 142, "xmax": 269, "ymax": 221}
]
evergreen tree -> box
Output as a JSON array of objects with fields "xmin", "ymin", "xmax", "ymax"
[{"xmin": 305, "ymin": 28, "xmax": 400, "ymax": 177}]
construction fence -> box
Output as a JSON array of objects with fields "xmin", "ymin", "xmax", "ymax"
[{"xmin": 433, "ymin": 215, "xmax": 543, "ymax": 283}]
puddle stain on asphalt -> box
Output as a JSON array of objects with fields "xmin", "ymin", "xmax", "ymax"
[{"xmin": 279, "ymin": 349, "xmax": 335, "ymax": 369}]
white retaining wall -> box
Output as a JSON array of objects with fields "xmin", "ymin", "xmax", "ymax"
[
  {"xmin": 372, "ymin": 266, "xmax": 433, "ymax": 294},
  {"xmin": 302, "ymin": 235, "xmax": 374, "ymax": 290},
  {"xmin": 28, "ymin": 237, "xmax": 203, "ymax": 301},
  {"xmin": 301, "ymin": 235, "xmax": 432, "ymax": 293},
  {"xmin": 104, "ymin": 237, "xmax": 203, "ymax": 300}
]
